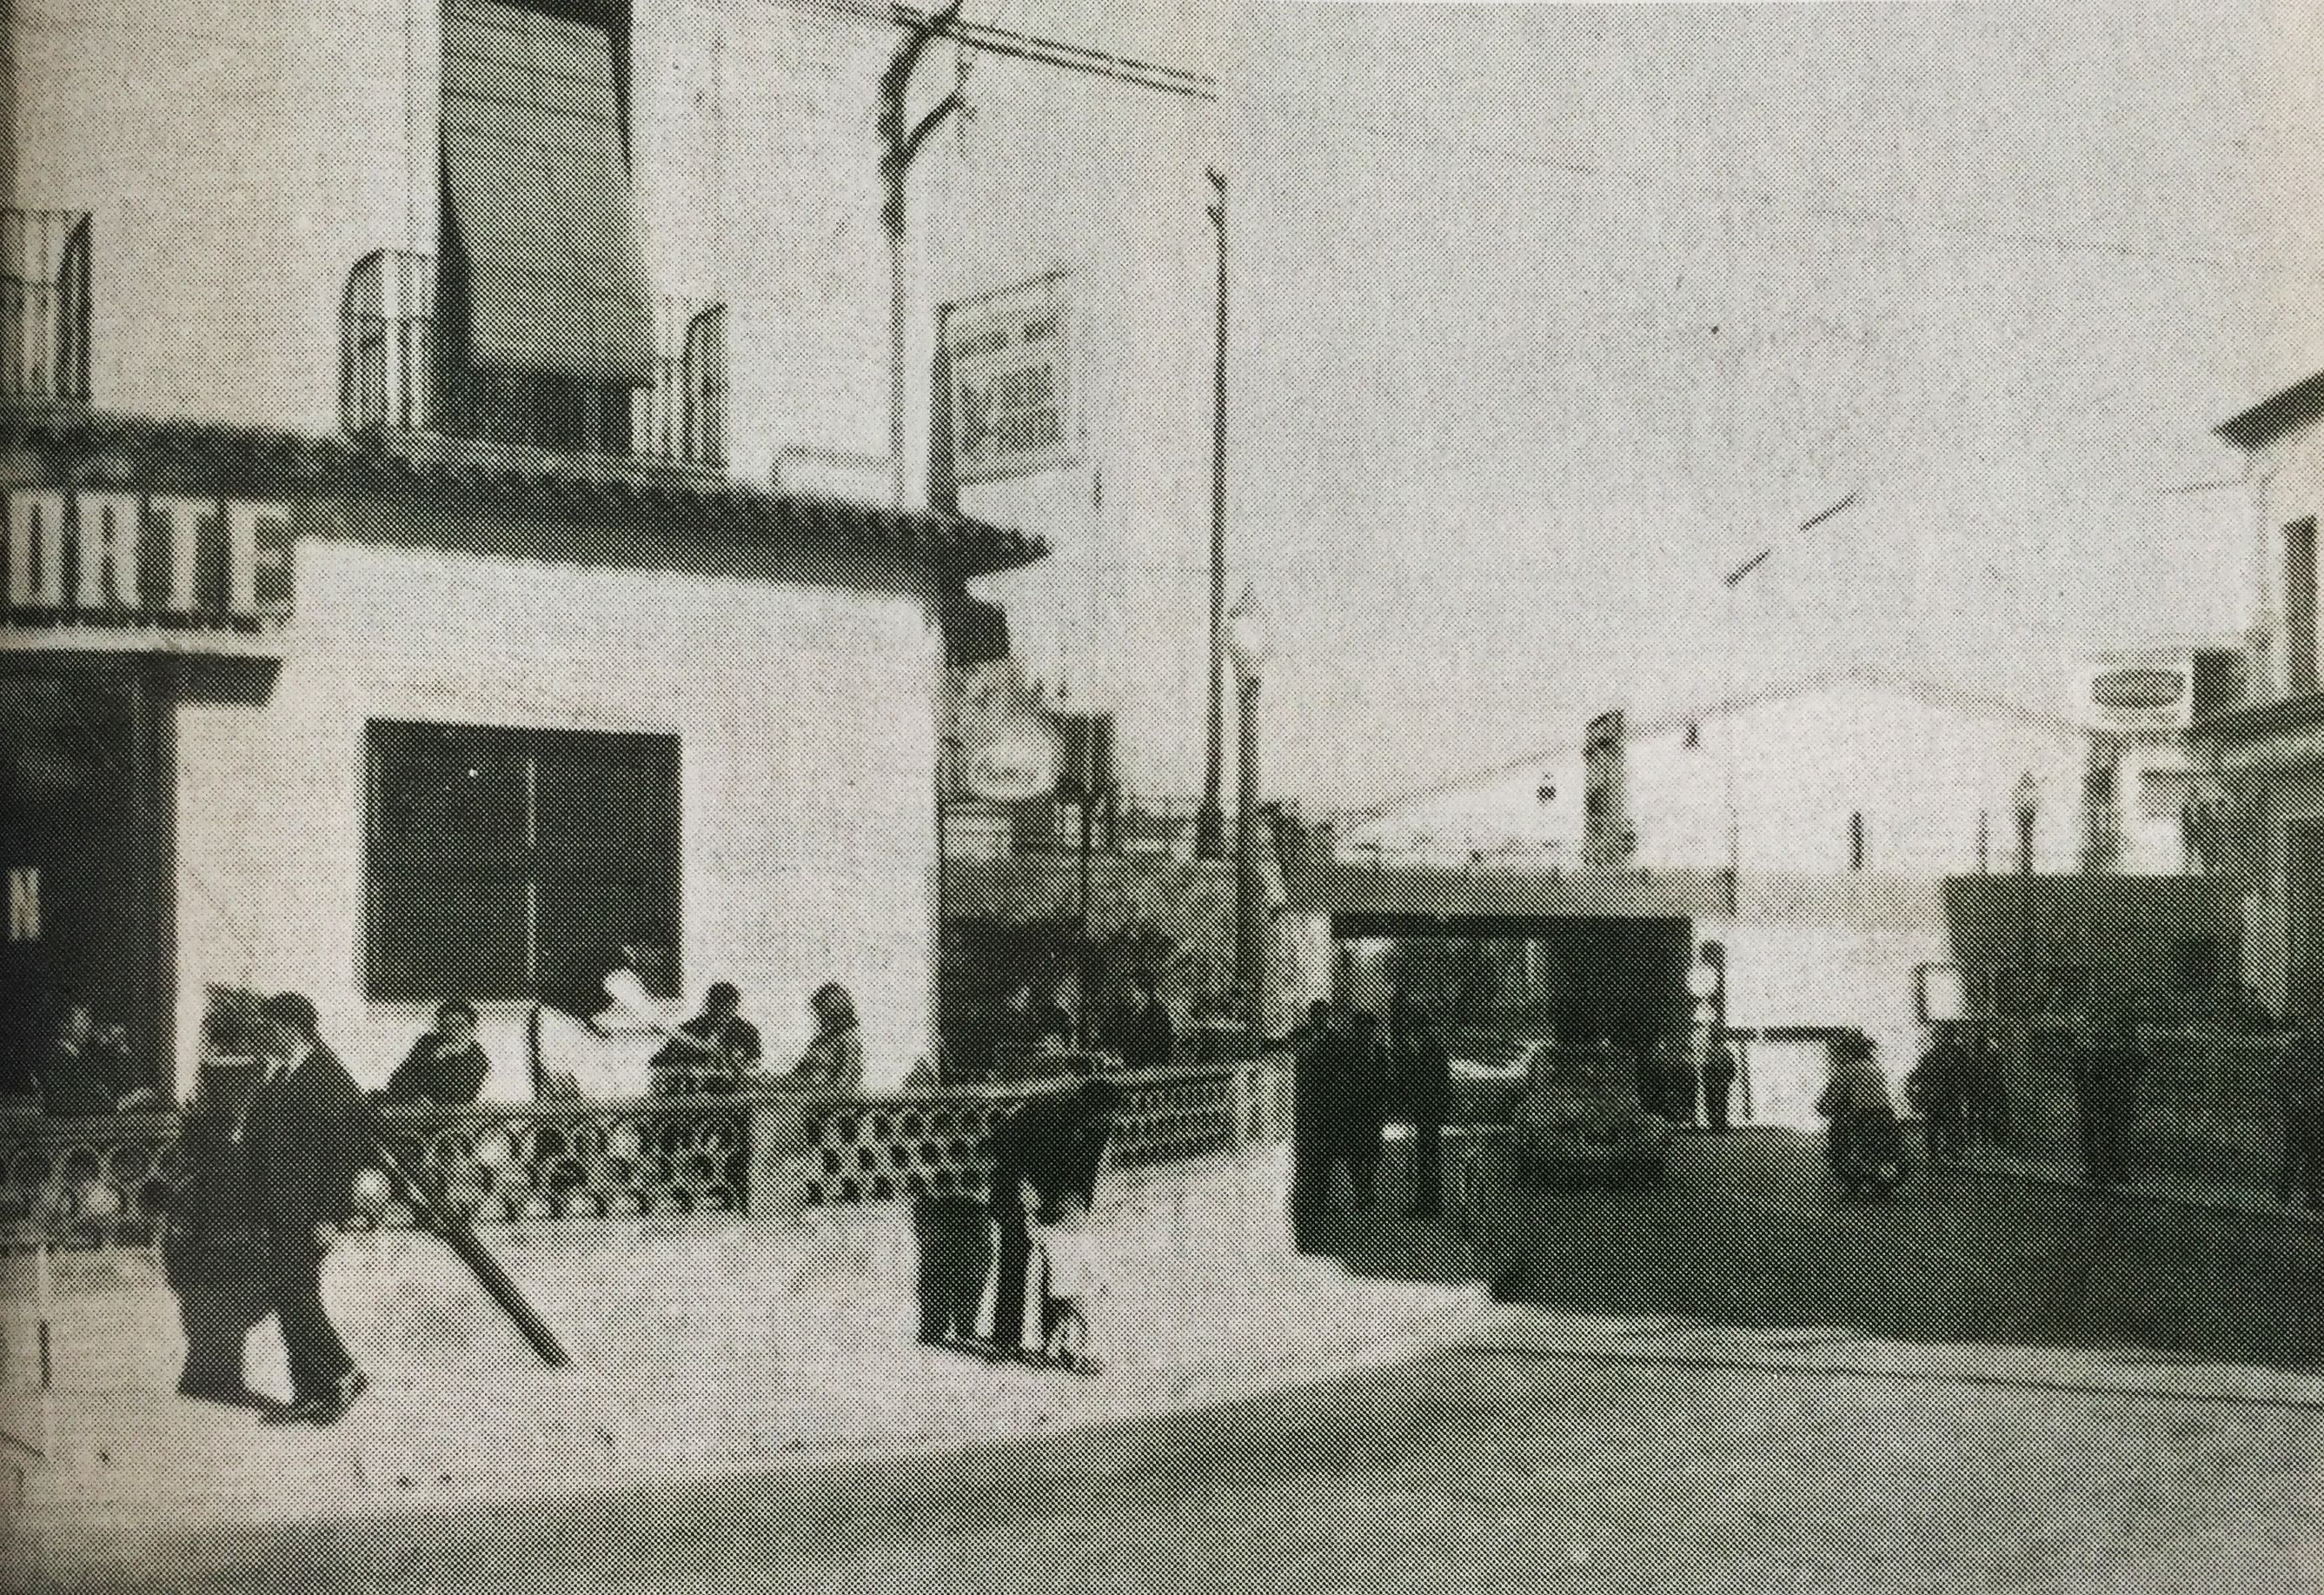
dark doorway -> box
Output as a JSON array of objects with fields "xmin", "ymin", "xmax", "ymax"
[{"xmin": 0, "ymin": 662, "xmax": 174, "ymax": 1099}]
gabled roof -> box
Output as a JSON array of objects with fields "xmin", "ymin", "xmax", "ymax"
[
  {"xmin": 2218, "ymin": 370, "xmax": 2324, "ymax": 453},
  {"xmin": 1345, "ymin": 668, "xmax": 2087, "ymax": 824}
]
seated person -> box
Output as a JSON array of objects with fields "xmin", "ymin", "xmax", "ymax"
[
  {"xmin": 381, "ymin": 1000, "xmax": 492, "ymax": 1106},
  {"xmin": 650, "ymin": 981, "xmax": 762, "ymax": 1094},
  {"xmin": 42, "ymin": 998, "xmax": 136, "ymax": 1116}
]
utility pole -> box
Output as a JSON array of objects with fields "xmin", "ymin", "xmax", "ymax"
[
  {"xmin": 881, "ymin": 0, "xmax": 966, "ymax": 510},
  {"xmin": 1194, "ymin": 167, "xmax": 1230, "ymax": 858}
]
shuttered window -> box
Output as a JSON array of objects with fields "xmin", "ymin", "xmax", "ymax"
[{"xmin": 439, "ymin": 0, "xmax": 653, "ymax": 385}]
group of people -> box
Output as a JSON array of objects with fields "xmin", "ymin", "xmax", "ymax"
[
  {"xmin": 1291, "ymin": 991, "xmax": 1456, "ymax": 1222},
  {"xmin": 967, "ymin": 974, "xmax": 1177, "ymax": 1083},
  {"xmin": 156, "ymin": 975, "xmax": 871, "ymax": 1423},
  {"xmin": 913, "ymin": 1055, "xmax": 1123, "ymax": 1372}
]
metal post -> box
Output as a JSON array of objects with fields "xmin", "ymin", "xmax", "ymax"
[
  {"xmin": 1194, "ymin": 168, "xmax": 1230, "ymax": 859},
  {"xmin": 1077, "ymin": 789, "xmax": 1096, "ymax": 1049},
  {"xmin": 1234, "ymin": 666, "xmax": 1264, "ymax": 1031},
  {"xmin": 880, "ymin": 2, "xmax": 966, "ymax": 510}
]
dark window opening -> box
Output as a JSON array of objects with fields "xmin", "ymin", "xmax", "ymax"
[
  {"xmin": 1849, "ymin": 811, "xmax": 1867, "ymax": 872},
  {"xmin": 365, "ymin": 721, "xmax": 680, "ymax": 1004}
]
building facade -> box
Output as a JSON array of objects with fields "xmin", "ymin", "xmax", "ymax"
[
  {"xmin": 3, "ymin": 0, "xmax": 1041, "ymax": 1096},
  {"xmin": 2190, "ymin": 371, "xmax": 2324, "ymax": 1020}
]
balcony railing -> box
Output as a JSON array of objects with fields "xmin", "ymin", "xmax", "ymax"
[
  {"xmin": 340, "ymin": 249, "xmax": 727, "ymax": 469},
  {"xmin": 3, "ymin": 209, "xmax": 92, "ymax": 404}
]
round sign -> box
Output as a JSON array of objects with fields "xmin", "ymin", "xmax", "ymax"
[{"xmin": 961, "ymin": 719, "xmax": 1059, "ymax": 802}]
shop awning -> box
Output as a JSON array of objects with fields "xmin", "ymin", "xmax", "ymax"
[{"xmin": 440, "ymin": 0, "xmax": 654, "ymax": 385}]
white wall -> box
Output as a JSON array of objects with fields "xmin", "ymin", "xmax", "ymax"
[{"xmin": 173, "ymin": 525, "xmax": 940, "ymax": 1096}]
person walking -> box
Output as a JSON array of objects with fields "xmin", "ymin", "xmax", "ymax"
[
  {"xmin": 1395, "ymin": 1004, "xmax": 1452, "ymax": 1220},
  {"xmin": 2071, "ymin": 1015, "xmax": 2143, "ymax": 1189},
  {"xmin": 1906, "ymin": 1027, "xmax": 1971, "ymax": 1163},
  {"xmin": 1702, "ymin": 1030, "xmax": 1739, "ymax": 1133},
  {"xmin": 2277, "ymin": 1020, "xmax": 2324, "ymax": 1213},
  {"xmin": 242, "ymin": 993, "xmax": 376, "ymax": 1424},
  {"xmin": 983, "ymin": 1059, "xmax": 1122, "ymax": 1360},
  {"xmin": 1316, "ymin": 1011, "xmax": 1388, "ymax": 1214},
  {"xmin": 162, "ymin": 1058, "xmax": 275, "ymax": 1406}
]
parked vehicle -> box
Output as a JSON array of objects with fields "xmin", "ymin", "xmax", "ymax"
[{"xmin": 1504, "ymin": 1044, "xmax": 1675, "ymax": 1186}]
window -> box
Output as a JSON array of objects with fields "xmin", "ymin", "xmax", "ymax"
[
  {"xmin": 1683, "ymin": 721, "xmax": 1701, "ymax": 749},
  {"xmin": 365, "ymin": 721, "xmax": 680, "ymax": 1003},
  {"xmin": 437, "ymin": 0, "xmax": 652, "ymax": 427},
  {"xmin": 1849, "ymin": 811, "xmax": 1867, "ymax": 871}
]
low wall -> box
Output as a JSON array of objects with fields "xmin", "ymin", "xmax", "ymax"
[{"xmin": 0, "ymin": 1056, "xmax": 1292, "ymax": 1250}]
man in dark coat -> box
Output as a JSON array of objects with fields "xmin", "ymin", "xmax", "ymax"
[
  {"xmin": 1702, "ymin": 1031, "xmax": 1740, "ymax": 1134},
  {"xmin": 2070, "ymin": 1016, "xmax": 2143, "ymax": 1189},
  {"xmin": 983, "ymin": 1063, "xmax": 1122, "ymax": 1359},
  {"xmin": 1394, "ymin": 1006, "xmax": 1452, "ymax": 1220},
  {"xmin": 1103, "ymin": 975, "xmax": 1176, "ymax": 1074},
  {"xmin": 243, "ymin": 993, "xmax": 378, "ymax": 1424},
  {"xmin": 163, "ymin": 1059, "xmax": 276, "ymax": 1406}
]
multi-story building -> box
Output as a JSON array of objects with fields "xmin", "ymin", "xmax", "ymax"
[
  {"xmin": 2189, "ymin": 369, "xmax": 2324, "ymax": 1020},
  {"xmin": 3, "ymin": 0, "xmax": 1053, "ymax": 1095}
]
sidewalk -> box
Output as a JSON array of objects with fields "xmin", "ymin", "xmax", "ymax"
[{"xmin": 0, "ymin": 1149, "xmax": 1495, "ymax": 1564}]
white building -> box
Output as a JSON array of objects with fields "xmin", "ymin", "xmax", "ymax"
[
  {"xmin": 2190, "ymin": 370, "xmax": 2324, "ymax": 1019},
  {"xmin": 1345, "ymin": 671, "xmax": 2097, "ymax": 880},
  {"xmin": 3, "ymin": 0, "xmax": 1046, "ymax": 1095}
]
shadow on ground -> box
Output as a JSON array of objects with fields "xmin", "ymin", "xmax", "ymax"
[{"xmin": 1311, "ymin": 1126, "xmax": 2324, "ymax": 1370}]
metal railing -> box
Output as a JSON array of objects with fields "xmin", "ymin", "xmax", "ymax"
[
  {"xmin": 3, "ymin": 209, "xmax": 92, "ymax": 403},
  {"xmin": 340, "ymin": 249, "xmax": 727, "ymax": 469}
]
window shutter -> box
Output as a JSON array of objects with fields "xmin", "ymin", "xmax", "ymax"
[{"xmin": 441, "ymin": 0, "xmax": 654, "ymax": 385}]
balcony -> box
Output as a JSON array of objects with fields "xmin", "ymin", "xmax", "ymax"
[
  {"xmin": 340, "ymin": 249, "xmax": 727, "ymax": 471},
  {"xmin": 3, "ymin": 209, "xmax": 92, "ymax": 408}
]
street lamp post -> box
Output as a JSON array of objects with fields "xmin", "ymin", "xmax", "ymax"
[
  {"xmin": 880, "ymin": 2, "xmax": 966, "ymax": 510},
  {"xmin": 1227, "ymin": 585, "xmax": 1272, "ymax": 1033},
  {"xmin": 2010, "ymin": 772, "xmax": 2041, "ymax": 1140},
  {"xmin": 1194, "ymin": 169, "xmax": 1231, "ymax": 860}
]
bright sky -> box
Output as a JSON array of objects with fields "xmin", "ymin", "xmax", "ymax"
[{"xmin": 1209, "ymin": 0, "xmax": 2304, "ymax": 807}]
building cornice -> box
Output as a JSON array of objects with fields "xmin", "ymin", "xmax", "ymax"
[{"xmin": 0, "ymin": 405, "xmax": 1047, "ymax": 582}]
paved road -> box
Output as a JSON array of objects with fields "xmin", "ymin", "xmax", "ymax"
[
  {"xmin": 1341, "ymin": 1124, "xmax": 2324, "ymax": 1368},
  {"xmin": 9, "ymin": 1133, "xmax": 2320, "ymax": 1594},
  {"xmin": 25, "ymin": 1321, "xmax": 2318, "ymax": 1595}
]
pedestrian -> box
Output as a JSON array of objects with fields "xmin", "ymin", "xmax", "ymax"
[
  {"xmin": 2277, "ymin": 1021, "xmax": 2324, "ymax": 1213},
  {"xmin": 242, "ymin": 993, "xmax": 376, "ymax": 1424},
  {"xmin": 1290, "ymin": 998, "xmax": 1337, "ymax": 1226},
  {"xmin": 1104, "ymin": 973, "xmax": 1176, "ymax": 1074},
  {"xmin": 651, "ymin": 981, "xmax": 763, "ymax": 1094},
  {"xmin": 381, "ymin": 1000, "xmax": 493, "ymax": 1106},
  {"xmin": 1650, "ymin": 1032, "xmax": 1697, "ymax": 1126},
  {"xmin": 1906, "ymin": 1027, "xmax": 1971, "ymax": 1162},
  {"xmin": 1395, "ymin": 1002, "xmax": 1452, "ymax": 1220},
  {"xmin": 983, "ymin": 1057, "xmax": 1122, "ymax": 1360},
  {"xmin": 912, "ymin": 1175, "xmax": 994, "ymax": 1350},
  {"xmin": 1314, "ymin": 1010, "xmax": 1388, "ymax": 1213},
  {"xmin": 2071, "ymin": 1015, "xmax": 2143, "ymax": 1189},
  {"xmin": 790, "ymin": 983, "xmax": 864, "ymax": 1091},
  {"xmin": 160, "ymin": 1057, "xmax": 274, "ymax": 1407},
  {"xmin": 1702, "ymin": 1030, "xmax": 1739, "ymax": 1133}
]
